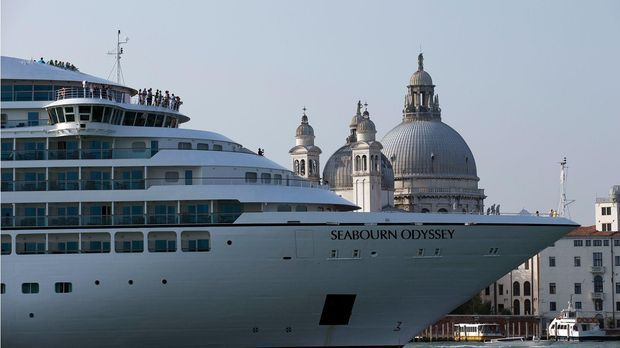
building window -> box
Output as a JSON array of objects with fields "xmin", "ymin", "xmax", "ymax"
[
  {"xmin": 485, "ymin": 286, "xmax": 490, "ymax": 295},
  {"xmin": 524, "ymin": 281, "xmax": 531, "ymax": 296},
  {"xmin": 593, "ymin": 240, "xmax": 602, "ymax": 247},
  {"xmin": 594, "ymin": 275, "xmax": 604, "ymax": 293},
  {"xmin": 617, "ymin": 302, "xmax": 620, "ymax": 311},
  {"xmin": 549, "ymin": 283, "xmax": 556, "ymax": 295},
  {"xmin": 593, "ymin": 252, "xmax": 603, "ymax": 267},
  {"xmin": 22, "ymin": 282, "xmax": 39, "ymax": 294},
  {"xmin": 524, "ymin": 259, "xmax": 529, "ymax": 270},
  {"xmin": 513, "ymin": 281, "xmax": 520, "ymax": 296},
  {"xmin": 586, "ymin": 240, "xmax": 591, "ymax": 246},
  {"xmin": 498, "ymin": 304, "xmax": 504, "ymax": 312},
  {"xmin": 616, "ymin": 282, "xmax": 620, "ymax": 294},
  {"xmin": 602, "ymin": 223, "xmax": 612, "ymax": 232},
  {"xmin": 513, "ymin": 299, "xmax": 520, "ymax": 315},
  {"xmin": 524, "ymin": 299, "xmax": 531, "ymax": 315},
  {"xmin": 604, "ymin": 240, "xmax": 609, "ymax": 246},
  {"xmin": 574, "ymin": 240, "xmax": 583, "ymax": 247},
  {"xmin": 549, "ymin": 256, "xmax": 556, "ymax": 267},
  {"xmin": 574, "ymin": 256, "xmax": 581, "ymax": 267},
  {"xmin": 602, "ymin": 207, "xmax": 612, "ymax": 215},
  {"xmin": 594, "ymin": 299, "xmax": 603, "ymax": 311},
  {"xmin": 575, "ymin": 283, "xmax": 581, "ymax": 294},
  {"xmin": 615, "ymin": 256, "xmax": 620, "ymax": 267},
  {"xmin": 615, "ymin": 240, "xmax": 620, "ymax": 247},
  {"xmin": 55, "ymin": 282, "xmax": 72, "ymax": 293},
  {"xmin": 498, "ymin": 284, "xmax": 504, "ymax": 295},
  {"xmin": 575, "ymin": 301, "xmax": 582, "ymax": 309},
  {"xmin": 550, "ymin": 302, "xmax": 556, "ymax": 311}
]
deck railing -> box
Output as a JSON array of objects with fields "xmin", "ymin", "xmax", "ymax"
[{"xmin": 53, "ymin": 87, "xmax": 182, "ymax": 112}]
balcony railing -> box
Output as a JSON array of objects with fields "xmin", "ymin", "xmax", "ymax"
[
  {"xmin": 590, "ymin": 292, "xmax": 605, "ymax": 300},
  {"xmin": 54, "ymin": 87, "xmax": 182, "ymax": 112},
  {"xmin": 4, "ymin": 212, "xmax": 239, "ymax": 228},
  {"xmin": 590, "ymin": 266, "xmax": 606, "ymax": 273},
  {"xmin": 1, "ymin": 176, "xmax": 327, "ymax": 192}
]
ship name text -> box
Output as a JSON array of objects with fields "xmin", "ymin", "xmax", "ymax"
[{"xmin": 330, "ymin": 229, "xmax": 455, "ymax": 241}]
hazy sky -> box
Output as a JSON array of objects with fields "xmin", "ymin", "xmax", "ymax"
[{"xmin": 2, "ymin": 0, "xmax": 618, "ymax": 225}]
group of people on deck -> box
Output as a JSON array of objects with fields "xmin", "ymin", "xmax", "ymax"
[
  {"xmin": 37, "ymin": 57, "xmax": 78, "ymax": 71},
  {"xmin": 138, "ymin": 88, "xmax": 182, "ymax": 111}
]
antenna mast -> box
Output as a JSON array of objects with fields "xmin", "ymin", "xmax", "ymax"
[
  {"xmin": 558, "ymin": 157, "xmax": 575, "ymax": 217},
  {"xmin": 107, "ymin": 30, "xmax": 129, "ymax": 84}
]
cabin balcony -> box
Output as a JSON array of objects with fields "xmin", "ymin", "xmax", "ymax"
[
  {"xmin": 590, "ymin": 292, "xmax": 605, "ymax": 300},
  {"xmin": 590, "ymin": 266, "xmax": 605, "ymax": 274}
]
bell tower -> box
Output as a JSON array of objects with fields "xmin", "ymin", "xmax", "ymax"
[
  {"xmin": 351, "ymin": 103, "xmax": 383, "ymax": 212},
  {"xmin": 289, "ymin": 108, "xmax": 321, "ymax": 183},
  {"xmin": 403, "ymin": 53, "xmax": 441, "ymax": 122}
]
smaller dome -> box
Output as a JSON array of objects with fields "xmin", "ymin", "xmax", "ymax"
[
  {"xmin": 357, "ymin": 117, "xmax": 376, "ymax": 134},
  {"xmin": 409, "ymin": 70, "xmax": 433, "ymax": 86},
  {"xmin": 296, "ymin": 113, "xmax": 314, "ymax": 137},
  {"xmin": 350, "ymin": 113, "xmax": 363, "ymax": 128}
]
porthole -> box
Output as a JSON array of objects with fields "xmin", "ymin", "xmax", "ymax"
[
  {"xmin": 128, "ymin": 280, "xmax": 134, "ymax": 285},
  {"xmin": 252, "ymin": 327, "xmax": 259, "ymax": 333},
  {"xmin": 161, "ymin": 279, "xmax": 167, "ymax": 285},
  {"xmin": 29, "ymin": 313, "xmax": 34, "ymax": 318},
  {"xmin": 285, "ymin": 327, "xmax": 292, "ymax": 333},
  {"xmin": 370, "ymin": 251, "xmax": 378, "ymax": 257},
  {"xmin": 227, "ymin": 240, "xmax": 232, "ymax": 246},
  {"xmin": 95, "ymin": 280, "xmax": 100, "ymax": 285}
]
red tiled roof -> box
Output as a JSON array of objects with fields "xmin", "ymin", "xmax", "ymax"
[{"xmin": 566, "ymin": 225, "xmax": 619, "ymax": 237}]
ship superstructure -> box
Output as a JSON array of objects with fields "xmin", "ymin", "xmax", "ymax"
[{"xmin": 0, "ymin": 56, "xmax": 578, "ymax": 348}]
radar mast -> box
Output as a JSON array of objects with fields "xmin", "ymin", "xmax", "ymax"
[
  {"xmin": 107, "ymin": 30, "xmax": 129, "ymax": 84},
  {"xmin": 558, "ymin": 157, "xmax": 575, "ymax": 217}
]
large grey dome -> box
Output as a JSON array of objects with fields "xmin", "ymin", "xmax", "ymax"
[
  {"xmin": 381, "ymin": 120, "xmax": 478, "ymax": 179},
  {"xmin": 323, "ymin": 145, "xmax": 394, "ymax": 190}
]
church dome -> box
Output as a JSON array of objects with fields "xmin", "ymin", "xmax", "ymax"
[
  {"xmin": 323, "ymin": 145, "xmax": 394, "ymax": 190},
  {"xmin": 381, "ymin": 119, "xmax": 478, "ymax": 179},
  {"xmin": 409, "ymin": 70, "xmax": 433, "ymax": 86},
  {"xmin": 296, "ymin": 114, "xmax": 314, "ymax": 137}
]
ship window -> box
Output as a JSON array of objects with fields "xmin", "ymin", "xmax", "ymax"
[
  {"xmin": 48, "ymin": 108, "xmax": 59, "ymax": 124},
  {"xmin": 261, "ymin": 173, "xmax": 271, "ymax": 184},
  {"xmin": 575, "ymin": 301, "xmax": 582, "ymax": 309},
  {"xmin": 330, "ymin": 249, "xmax": 338, "ymax": 258},
  {"xmin": 92, "ymin": 106, "xmax": 104, "ymax": 122},
  {"xmin": 115, "ymin": 232, "xmax": 144, "ymax": 253},
  {"xmin": 123, "ymin": 112, "xmax": 136, "ymax": 126},
  {"xmin": 165, "ymin": 171, "xmax": 179, "ymax": 182},
  {"xmin": 132, "ymin": 141, "xmax": 146, "ymax": 152},
  {"xmin": 417, "ymin": 248, "xmax": 424, "ymax": 257},
  {"xmin": 213, "ymin": 144, "xmax": 222, "ymax": 151},
  {"xmin": 1, "ymin": 84, "xmax": 13, "ymax": 101},
  {"xmin": 245, "ymin": 172, "xmax": 257, "ymax": 183},
  {"xmin": 135, "ymin": 112, "xmax": 146, "ymax": 127},
  {"xmin": 277, "ymin": 205, "xmax": 291, "ymax": 212},
  {"xmin": 274, "ymin": 174, "xmax": 282, "ymax": 185},
  {"xmin": 48, "ymin": 233, "xmax": 79, "ymax": 254},
  {"xmin": 295, "ymin": 205, "xmax": 307, "ymax": 212},
  {"xmin": 181, "ymin": 231, "xmax": 211, "ymax": 252},
  {"xmin": 80, "ymin": 232, "xmax": 111, "ymax": 253},
  {"xmin": 16, "ymin": 234, "xmax": 46, "ymax": 254},
  {"xmin": 148, "ymin": 231, "xmax": 176, "ymax": 252},
  {"xmin": 197, "ymin": 143, "xmax": 209, "ymax": 150},
  {"xmin": 55, "ymin": 282, "xmax": 72, "ymax": 293},
  {"xmin": 14, "ymin": 84, "xmax": 33, "ymax": 101},
  {"xmin": 352, "ymin": 249, "xmax": 360, "ymax": 258},
  {"xmin": 178, "ymin": 142, "xmax": 192, "ymax": 150},
  {"xmin": 21, "ymin": 282, "xmax": 39, "ymax": 294},
  {"xmin": 154, "ymin": 114, "xmax": 164, "ymax": 127},
  {"xmin": 145, "ymin": 114, "xmax": 156, "ymax": 127},
  {"xmin": 185, "ymin": 170, "xmax": 193, "ymax": 185},
  {"xmin": 1, "ymin": 234, "xmax": 11, "ymax": 255},
  {"xmin": 102, "ymin": 107, "xmax": 112, "ymax": 123},
  {"xmin": 28, "ymin": 112, "xmax": 40, "ymax": 126}
]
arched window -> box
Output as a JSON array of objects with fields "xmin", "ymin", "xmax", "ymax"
[
  {"xmin": 300, "ymin": 160, "xmax": 306, "ymax": 176},
  {"xmin": 310, "ymin": 160, "xmax": 317, "ymax": 175},
  {"xmin": 524, "ymin": 281, "xmax": 531, "ymax": 296},
  {"xmin": 524, "ymin": 299, "xmax": 531, "ymax": 315},
  {"xmin": 374, "ymin": 155, "xmax": 379, "ymax": 171},
  {"xmin": 513, "ymin": 299, "xmax": 520, "ymax": 315},
  {"xmin": 355, "ymin": 156, "xmax": 360, "ymax": 171},
  {"xmin": 513, "ymin": 281, "xmax": 521, "ymax": 296},
  {"xmin": 594, "ymin": 275, "xmax": 603, "ymax": 293},
  {"xmin": 294, "ymin": 160, "xmax": 299, "ymax": 174},
  {"xmin": 362, "ymin": 155, "xmax": 367, "ymax": 171},
  {"xmin": 437, "ymin": 208, "xmax": 448, "ymax": 213},
  {"xmin": 421, "ymin": 208, "xmax": 430, "ymax": 213}
]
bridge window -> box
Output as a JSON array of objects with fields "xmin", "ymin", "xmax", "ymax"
[
  {"xmin": 115, "ymin": 232, "xmax": 144, "ymax": 253},
  {"xmin": 261, "ymin": 173, "xmax": 271, "ymax": 184},
  {"xmin": 274, "ymin": 174, "xmax": 282, "ymax": 185},
  {"xmin": 80, "ymin": 232, "xmax": 111, "ymax": 253},
  {"xmin": 178, "ymin": 142, "xmax": 192, "ymax": 150},
  {"xmin": 123, "ymin": 112, "xmax": 136, "ymax": 126},
  {"xmin": 149, "ymin": 231, "xmax": 176, "ymax": 252},
  {"xmin": 245, "ymin": 172, "xmax": 257, "ymax": 183},
  {"xmin": 55, "ymin": 282, "xmax": 72, "ymax": 293},
  {"xmin": 181, "ymin": 231, "xmax": 210, "ymax": 252},
  {"xmin": 197, "ymin": 143, "xmax": 209, "ymax": 150},
  {"xmin": 212, "ymin": 144, "xmax": 222, "ymax": 151},
  {"xmin": 16, "ymin": 234, "xmax": 46, "ymax": 254},
  {"xmin": 22, "ymin": 282, "xmax": 39, "ymax": 294}
]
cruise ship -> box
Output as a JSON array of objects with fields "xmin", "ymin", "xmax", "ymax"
[{"xmin": 0, "ymin": 55, "xmax": 578, "ymax": 348}]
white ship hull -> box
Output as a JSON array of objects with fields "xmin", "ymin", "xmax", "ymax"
[{"xmin": 1, "ymin": 212, "xmax": 576, "ymax": 347}]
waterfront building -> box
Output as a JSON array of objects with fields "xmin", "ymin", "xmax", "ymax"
[
  {"xmin": 480, "ymin": 256, "xmax": 539, "ymax": 316},
  {"xmin": 539, "ymin": 185, "xmax": 620, "ymax": 329}
]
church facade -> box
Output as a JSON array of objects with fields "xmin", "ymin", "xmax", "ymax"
[{"xmin": 291, "ymin": 54, "xmax": 485, "ymax": 213}]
